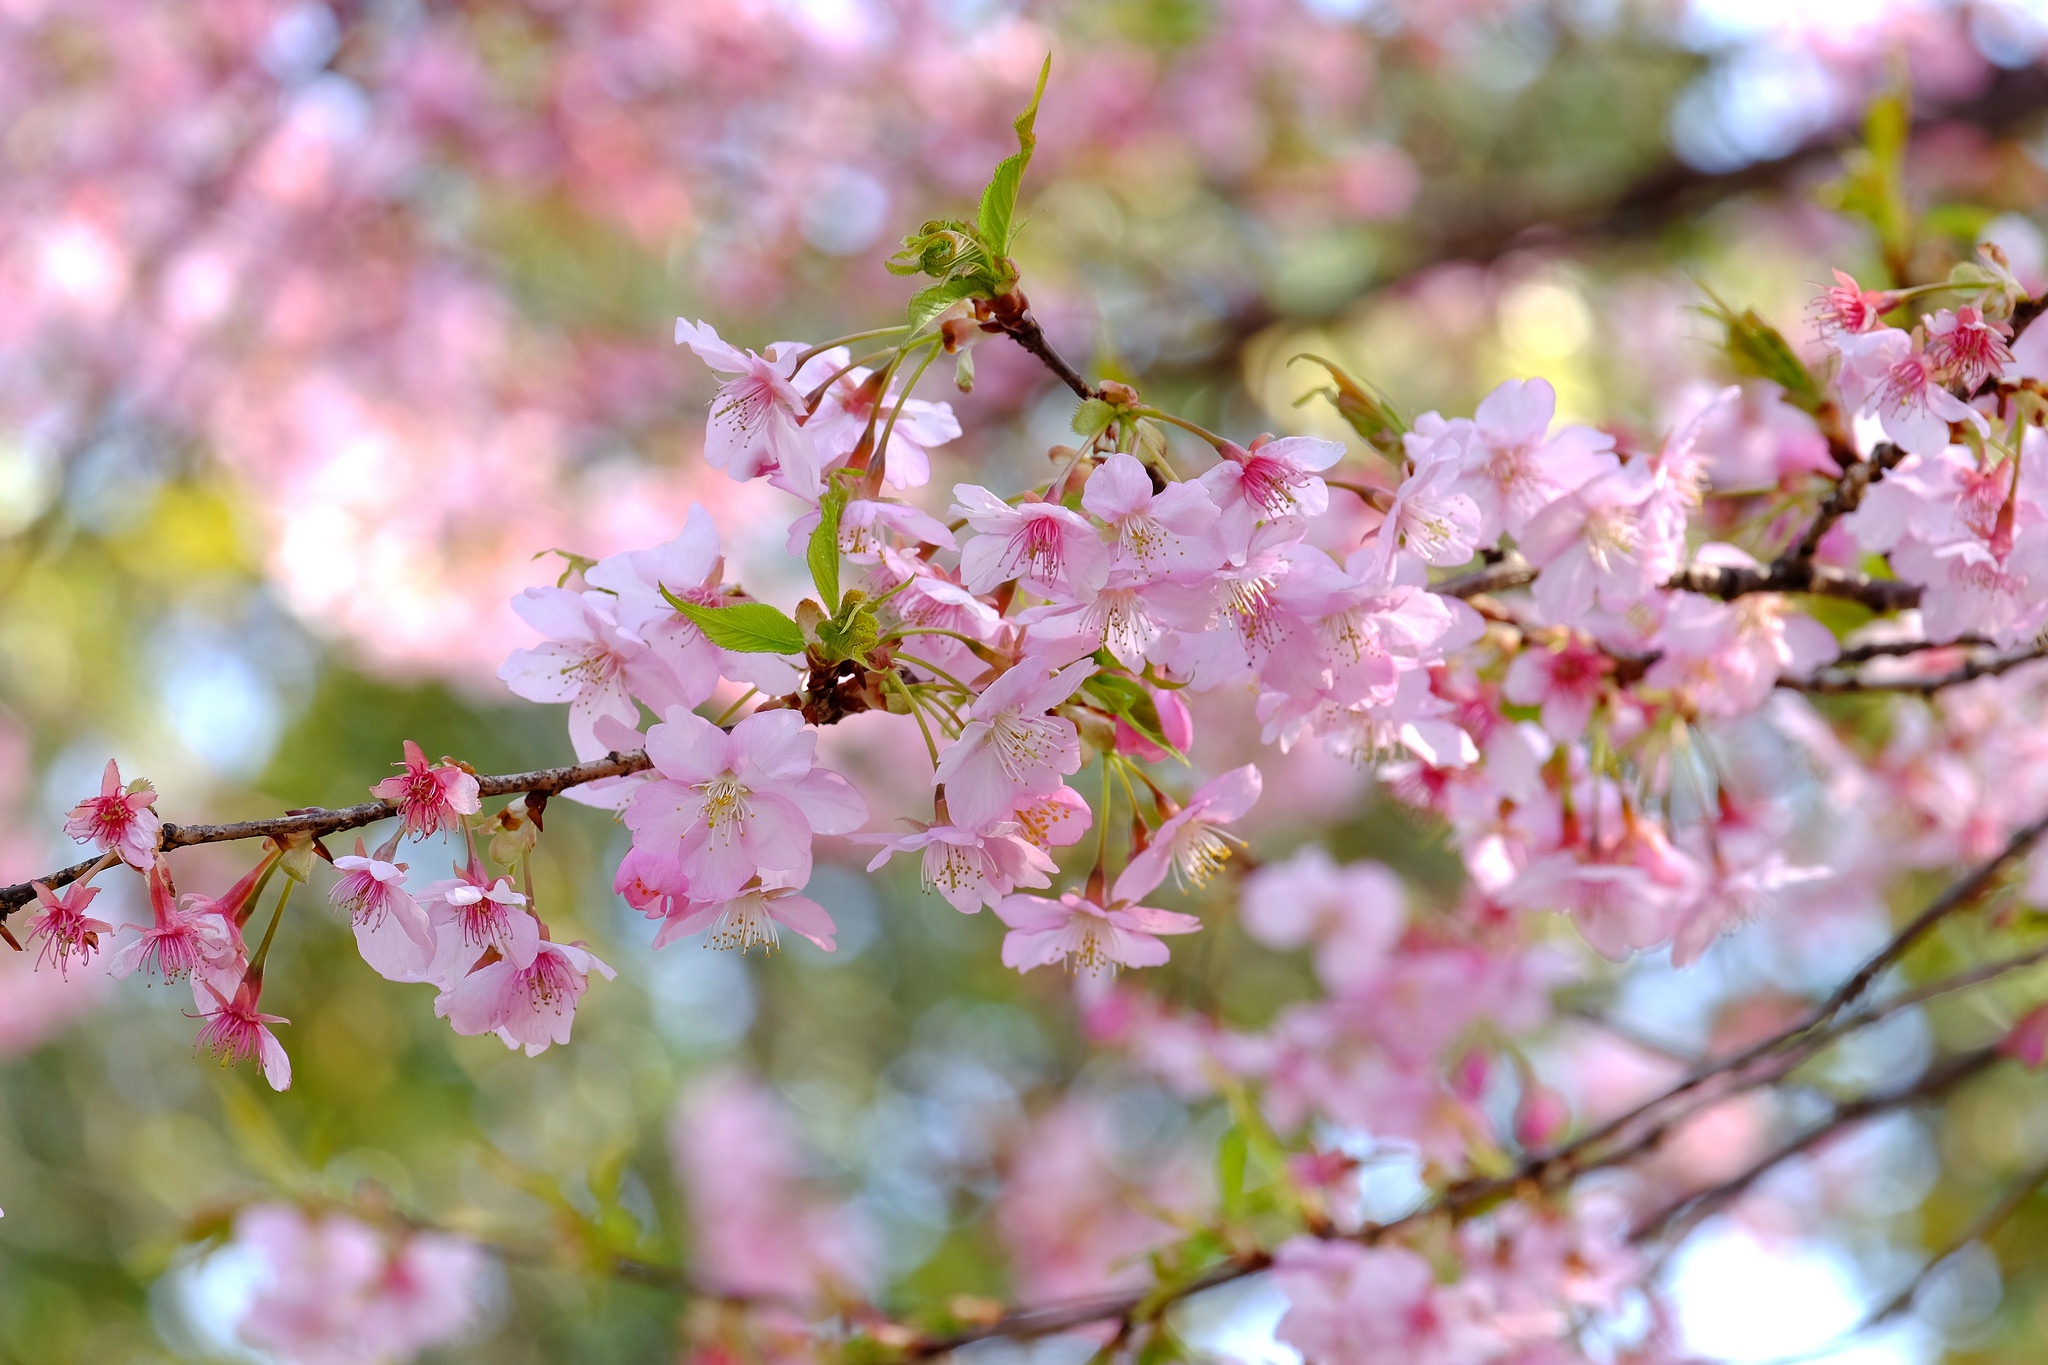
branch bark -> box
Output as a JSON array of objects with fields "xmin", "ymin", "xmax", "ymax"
[{"xmin": 0, "ymin": 749, "xmax": 655, "ymax": 920}]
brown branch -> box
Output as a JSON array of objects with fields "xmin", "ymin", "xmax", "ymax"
[
  {"xmin": 1788, "ymin": 641, "xmax": 2048, "ymax": 694},
  {"xmin": 1781, "ymin": 443, "xmax": 1908, "ymax": 568},
  {"xmin": 0, "ymin": 749, "xmax": 655, "ymax": 921},
  {"xmin": 1631, "ymin": 1046, "xmax": 2002, "ymax": 1245},
  {"xmin": 1429, "ymin": 553, "xmax": 1922, "ymax": 613},
  {"xmin": 1493, "ymin": 809, "xmax": 2048, "ymax": 1204}
]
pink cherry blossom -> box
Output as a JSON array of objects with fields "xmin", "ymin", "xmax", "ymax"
[
  {"xmin": 951, "ymin": 485, "xmax": 1110, "ymax": 599},
  {"xmin": 1503, "ymin": 634, "xmax": 1612, "ymax": 741},
  {"xmin": 784, "ymin": 496, "xmax": 956, "ymax": 562},
  {"xmin": 231, "ymin": 1204, "xmax": 485, "ymax": 1364},
  {"xmin": 1925, "ymin": 305, "xmax": 2013, "ymax": 389},
  {"xmin": 423, "ymin": 875, "xmax": 540, "ymax": 977},
  {"xmin": 994, "ymin": 889, "xmax": 1201, "ymax": 974},
  {"xmin": 497, "ymin": 589, "xmax": 666, "ymax": 760},
  {"xmin": 675, "ymin": 318, "xmax": 821, "ymax": 494},
  {"xmin": 1009, "ymin": 785, "xmax": 1096, "ymax": 850},
  {"xmin": 931, "ymin": 660, "xmax": 1094, "ymax": 832},
  {"xmin": 1520, "ymin": 463, "xmax": 1669, "ymax": 620},
  {"xmin": 1834, "ymin": 326, "xmax": 1987, "ymax": 457},
  {"xmin": 1809, "ymin": 268, "xmax": 1896, "ymax": 335},
  {"xmin": 1241, "ymin": 846, "xmax": 1408, "ymax": 990},
  {"xmin": 62, "ymin": 758, "xmax": 160, "ymax": 869},
  {"xmin": 330, "ymin": 839, "xmax": 436, "ymax": 982},
  {"xmin": 1272, "ymin": 1239, "xmax": 1494, "ymax": 1365},
  {"xmin": 1450, "ymin": 377, "xmax": 1618, "ymax": 538},
  {"xmin": 584, "ymin": 506, "xmax": 797, "ymax": 705},
  {"xmin": 195, "ymin": 975, "xmax": 292, "ymax": 1091},
  {"xmin": 653, "ymin": 884, "xmax": 839, "ymax": 952},
  {"xmin": 860, "ymin": 818, "xmax": 1056, "ymax": 913},
  {"xmin": 805, "ymin": 362, "xmax": 961, "ymax": 489},
  {"xmin": 369, "ymin": 740, "xmax": 482, "ymax": 840},
  {"xmin": 108, "ymin": 859, "xmax": 242, "ymax": 984},
  {"xmin": 625, "ymin": 706, "xmax": 867, "ymax": 902},
  {"xmin": 671, "ymin": 1073, "xmax": 875, "ymax": 1305},
  {"xmin": 1082, "ymin": 452, "xmax": 1224, "ymax": 580},
  {"xmin": 1199, "ymin": 435, "xmax": 1344, "ymax": 544},
  {"xmin": 25, "ymin": 881, "xmax": 111, "ymax": 978},
  {"xmin": 1115, "ymin": 764, "xmax": 1261, "ymax": 896},
  {"xmin": 437, "ymin": 938, "xmax": 615, "ymax": 1055},
  {"xmin": 1369, "ymin": 427, "xmax": 1483, "ymax": 578}
]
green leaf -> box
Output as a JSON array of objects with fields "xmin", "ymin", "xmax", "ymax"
[
  {"xmin": 976, "ymin": 55, "xmax": 1051, "ymax": 259},
  {"xmin": 1082, "ymin": 666, "xmax": 1182, "ymax": 759},
  {"xmin": 809, "ymin": 485, "xmax": 847, "ymax": 612},
  {"xmin": 907, "ymin": 277, "xmax": 988, "ymax": 332},
  {"xmin": 661, "ymin": 591, "xmax": 805, "ymax": 655},
  {"xmin": 886, "ymin": 219, "xmax": 986, "ymax": 279},
  {"xmin": 815, "ymin": 592, "xmax": 881, "ymax": 665},
  {"xmin": 1071, "ymin": 396, "xmax": 1117, "ymax": 440}
]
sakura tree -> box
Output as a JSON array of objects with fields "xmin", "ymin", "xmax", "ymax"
[{"xmin": 11, "ymin": 8, "xmax": 2048, "ymax": 1365}]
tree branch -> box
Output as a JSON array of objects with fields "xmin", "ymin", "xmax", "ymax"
[
  {"xmin": 0, "ymin": 749, "xmax": 655, "ymax": 921},
  {"xmin": 1630, "ymin": 1045, "xmax": 2003, "ymax": 1245},
  {"xmin": 1429, "ymin": 553, "xmax": 1923, "ymax": 613}
]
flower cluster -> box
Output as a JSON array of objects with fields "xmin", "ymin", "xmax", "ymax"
[{"xmin": 224, "ymin": 1204, "xmax": 486, "ymax": 1365}]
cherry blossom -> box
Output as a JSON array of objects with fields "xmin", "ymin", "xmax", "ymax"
[
  {"xmin": 24, "ymin": 881, "xmax": 111, "ymax": 978},
  {"xmin": 1199, "ymin": 435, "xmax": 1345, "ymax": 544},
  {"xmin": 369, "ymin": 741, "xmax": 482, "ymax": 841},
  {"xmin": 1448, "ymin": 377, "xmax": 1618, "ymax": 539},
  {"xmin": 330, "ymin": 840, "xmax": 436, "ymax": 982},
  {"xmin": 931, "ymin": 660, "xmax": 1094, "ymax": 832},
  {"xmin": 952, "ymin": 485, "xmax": 1109, "ymax": 598},
  {"xmin": 1115, "ymin": 764, "xmax": 1262, "ymax": 895},
  {"xmin": 1809, "ymin": 268, "xmax": 1895, "ymax": 334},
  {"xmin": 624, "ymin": 707, "xmax": 867, "ymax": 903},
  {"xmin": 675, "ymin": 318, "xmax": 821, "ymax": 494},
  {"xmin": 195, "ymin": 975, "xmax": 292, "ymax": 1091},
  {"xmin": 1081, "ymin": 452, "xmax": 1224, "ymax": 580},
  {"xmin": 230, "ymin": 1204, "xmax": 484, "ymax": 1364},
  {"xmin": 437, "ymin": 938, "xmax": 615, "ymax": 1055},
  {"xmin": 62, "ymin": 758, "xmax": 160, "ymax": 869},
  {"xmin": 859, "ymin": 819, "xmax": 1056, "ymax": 913},
  {"xmin": 108, "ymin": 858, "xmax": 243, "ymax": 985},
  {"xmin": 1272, "ymin": 1240, "xmax": 1493, "ymax": 1365},
  {"xmin": 423, "ymin": 875, "xmax": 539, "ymax": 977},
  {"xmin": 652, "ymin": 884, "xmax": 840, "ymax": 952},
  {"xmin": 994, "ymin": 888, "xmax": 1201, "ymax": 974}
]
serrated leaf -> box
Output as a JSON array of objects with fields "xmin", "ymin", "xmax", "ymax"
[
  {"xmin": 661, "ymin": 591, "xmax": 805, "ymax": 655},
  {"xmin": 976, "ymin": 55, "xmax": 1051, "ymax": 259},
  {"xmin": 907, "ymin": 277, "xmax": 988, "ymax": 332},
  {"xmin": 809, "ymin": 485, "xmax": 847, "ymax": 612},
  {"xmin": 816, "ymin": 599, "xmax": 882, "ymax": 665},
  {"xmin": 1072, "ymin": 396, "xmax": 1117, "ymax": 439}
]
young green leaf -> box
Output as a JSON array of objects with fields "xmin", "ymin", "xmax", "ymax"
[
  {"xmin": 659, "ymin": 590, "xmax": 806, "ymax": 655},
  {"xmin": 907, "ymin": 277, "xmax": 988, "ymax": 332},
  {"xmin": 976, "ymin": 55, "xmax": 1051, "ymax": 260},
  {"xmin": 1071, "ymin": 396, "xmax": 1117, "ymax": 440},
  {"xmin": 808, "ymin": 484, "xmax": 847, "ymax": 613},
  {"xmin": 1082, "ymin": 668, "xmax": 1182, "ymax": 759}
]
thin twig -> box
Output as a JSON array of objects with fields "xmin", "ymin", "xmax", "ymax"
[
  {"xmin": 0, "ymin": 749, "xmax": 656, "ymax": 920},
  {"xmin": 1788, "ymin": 641, "xmax": 2048, "ymax": 694},
  {"xmin": 1429, "ymin": 553, "xmax": 1923, "ymax": 613},
  {"xmin": 1630, "ymin": 1046, "xmax": 2002, "ymax": 1245}
]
